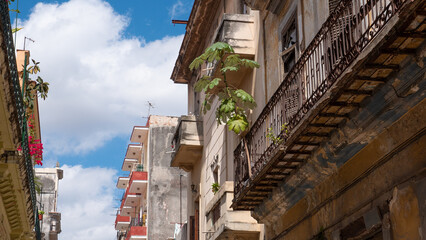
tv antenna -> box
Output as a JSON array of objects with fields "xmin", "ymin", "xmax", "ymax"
[
  {"xmin": 142, "ymin": 101, "xmax": 155, "ymax": 119},
  {"xmin": 23, "ymin": 37, "xmax": 35, "ymax": 50}
]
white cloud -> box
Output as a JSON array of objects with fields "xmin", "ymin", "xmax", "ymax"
[
  {"xmin": 15, "ymin": 0, "xmax": 187, "ymax": 156},
  {"xmin": 58, "ymin": 165, "xmax": 118, "ymax": 240},
  {"xmin": 169, "ymin": 0, "xmax": 186, "ymax": 20}
]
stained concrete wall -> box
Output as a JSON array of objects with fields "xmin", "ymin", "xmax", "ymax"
[
  {"xmin": 147, "ymin": 116, "xmax": 188, "ymax": 239},
  {"xmin": 35, "ymin": 167, "xmax": 63, "ymax": 240}
]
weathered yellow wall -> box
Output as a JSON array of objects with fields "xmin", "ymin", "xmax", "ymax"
[{"xmin": 263, "ymin": 99, "xmax": 426, "ymax": 239}]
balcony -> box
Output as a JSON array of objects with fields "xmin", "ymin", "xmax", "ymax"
[
  {"xmin": 171, "ymin": 115, "xmax": 203, "ymax": 171},
  {"xmin": 128, "ymin": 171, "xmax": 148, "ymax": 195},
  {"xmin": 207, "ymin": 14, "xmax": 256, "ymax": 87},
  {"xmin": 205, "ymin": 182, "xmax": 262, "ymax": 240},
  {"xmin": 232, "ymin": 0, "xmax": 426, "ymax": 210},
  {"xmin": 117, "ymin": 176, "xmax": 130, "ymax": 189},
  {"xmin": 125, "ymin": 144, "xmax": 142, "ymax": 160},
  {"xmin": 216, "ymin": 14, "xmax": 255, "ymax": 57},
  {"xmin": 0, "ymin": 1, "xmax": 40, "ymax": 237},
  {"xmin": 125, "ymin": 226, "xmax": 147, "ymax": 240},
  {"xmin": 115, "ymin": 215, "xmax": 131, "ymax": 231},
  {"xmin": 120, "ymin": 206, "xmax": 137, "ymax": 218},
  {"xmin": 122, "ymin": 159, "xmax": 138, "ymax": 171},
  {"xmin": 123, "ymin": 189, "xmax": 141, "ymax": 208},
  {"xmin": 130, "ymin": 126, "xmax": 148, "ymax": 144}
]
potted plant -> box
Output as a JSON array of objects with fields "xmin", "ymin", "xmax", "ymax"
[
  {"xmin": 38, "ymin": 210, "xmax": 44, "ymax": 220},
  {"xmin": 212, "ymin": 183, "xmax": 220, "ymax": 194}
]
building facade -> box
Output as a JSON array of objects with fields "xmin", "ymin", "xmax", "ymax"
[
  {"xmin": 171, "ymin": 1, "xmax": 265, "ymax": 240},
  {"xmin": 34, "ymin": 165, "xmax": 63, "ymax": 240},
  {"xmin": 115, "ymin": 116, "xmax": 188, "ymax": 240},
  {"xmin": 0, "ymin": 1, "xmax": 42, "ymax": 239},
  {"xmin": 172, "ymin": 0, "xmax": 425, "ymax": 239}
]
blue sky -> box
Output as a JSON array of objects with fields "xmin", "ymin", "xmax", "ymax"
[
  {"xmin": 11, "ymin": 0, "xmax": 193, "ymax": 239},
  {"xmin": 11, "ymin": 0, "xmax": 193, "ymax": 167},
  {"xmin": 14, "ymin": 0, "xmax": 193, "ymax": 41}
]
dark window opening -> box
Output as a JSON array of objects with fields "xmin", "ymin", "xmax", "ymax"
[{"xmin": 281, "ymin": 17, "xmax": 298, "ymax": 75}]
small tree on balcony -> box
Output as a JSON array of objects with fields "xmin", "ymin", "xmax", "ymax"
[{"xmin": 190, "ymin": 42, "xmax": 259, "ymax": 134}]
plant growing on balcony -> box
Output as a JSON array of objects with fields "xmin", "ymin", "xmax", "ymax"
[
  {"xmin": 211, "ymin": 182, "xmax": 220, "ymax": 194},
  {"xmin": 38, "ymin": 210, "xmax": 44, "ymax": 220},
  {"xmin": 24, "ymin": 59, "xmax": 49, "ymax": 109},
  {"xmin": 266, "ymin": 123, "xmax": 288, "ymax": 145},
  {"xmin": 17, "ymin": 59, "xmax": 49, "ymax": 166},
  {"xmin": 190, "ymin": 42, "xmax": 259, "ymax": 134}
]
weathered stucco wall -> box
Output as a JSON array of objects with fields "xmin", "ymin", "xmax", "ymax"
[
  {"xmin": 147, "ymin": 116, "xmax": 188, "ymax": 239},
  {"xmin": 35, "ymin": 167, "xmax": 63, "ymax": 240}
]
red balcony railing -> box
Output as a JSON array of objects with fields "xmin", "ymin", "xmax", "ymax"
[
  {"xmin": 115, "ymin": 215, "xmax": 131, "ymax": 230},
  {"xmin": 130, "ymin": 171, "xmax": 147, "ymax": 183},
  {"xmin": 234, "ymin": 0, "xmax": 408, "ymax": 199},
  {"xmin": 125, "ymin": 226, "xmax": 147, "ymax": 240},
  {"xmin": 128, "ymin": 171, "xmax": 148, "ymax": 194}
]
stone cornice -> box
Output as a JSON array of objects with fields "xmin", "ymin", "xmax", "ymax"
[{"xmin": 171, "ymin": 0, "xmax": 221, "ymax": 84}]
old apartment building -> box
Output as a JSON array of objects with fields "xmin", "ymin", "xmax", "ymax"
[
  {"xmin": 115, "ymin": 116, "xmax": 188, "ymax": 240},
  {"xmin": 171, "ymin": 0, "xmax": 425, "ymax": 239},
  {"xmin": 0, "ymin": 1, "xmax": 43, "ymax": 239},
  {"xmin": 35, "ymin": 165, "xmax": 63, "ymax": 240}
]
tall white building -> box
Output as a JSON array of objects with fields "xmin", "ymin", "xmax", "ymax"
[{"xmin": 35, "ymin": 164, "xmax": 63, "ymax": 240}]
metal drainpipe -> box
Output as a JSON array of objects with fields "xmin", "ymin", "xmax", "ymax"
[{"xmin": 180, "ymin": 173, "xmax": 182, "ymax": 226}]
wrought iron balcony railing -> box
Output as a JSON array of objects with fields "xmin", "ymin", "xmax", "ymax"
[
  {"xmin": 0, "ymin": 1, "xmax": 41, "ymax": 238},
  {"xmin": 234, "ymin": 0, "xmax": 408, "ymax": 201}
]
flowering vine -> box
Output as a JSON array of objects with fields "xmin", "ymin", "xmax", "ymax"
[
  {"xmin": 19, "ymin": 59, "xmax": 48, "ymax": 166},
  {"xmin": 18, "ymin": 114, "xmax": 44, "ymax": 166}
]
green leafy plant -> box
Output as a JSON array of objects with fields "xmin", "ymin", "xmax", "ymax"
[
  {"xmin": 23, "ymin": 59, "xmax": 49, "ymax": 110},
  {"xmin": 38, "ymin": 210, "xmax": 44, "ymax": 215},
  {"xmin": 266, "ymin": 123, "xmax": 288, "ymax": 144},
  {"xmin": 211, "ymin": 182, "xmax": 220, "ymax": 194},
  {"xmin": 190, "ymin": 42, "xmax": 259, "ymax": 134},
  {"xmin": 17, "ymin": 59, "xmax": 49, "ymax": 166}
]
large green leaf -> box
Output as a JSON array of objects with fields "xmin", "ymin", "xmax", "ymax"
[
  {"xmin": 189, "ymin": 56, "xmax": 205, "ymax": 70},
  {"xmin": 224, "ymin": 54, "xmax": 241, "ymax": 67},
  {"xmin": 234, "ymin": 89, "xmax": 255, "ymax": 104},
  {"xmin": 208, "ymin": 78, "xmax": 221, "ymax": 90},
  {"xmin": 207, "ymin": 42, "xmax": 234, "ymax": 54},
  {"xmin": 194, "ymin": 76, "xmax": 211, "ymax": 92},
  {"xmin": 227, "ymin": 115, "xmax": 248, "ymax": 134},
  {"xmin": 220, "ymin": 66, "xmax": 238, "ymax": 73},
  {"xmin": 233, "ymin": 89, "xmax": 256, "ymax": 109},
  {"xmin": 219, "ymin": 99, "xmax": 235, "ymax": 114},
  {"xmin": 240, "ymin": 59, "xmax": 260, "ymax": 68}
]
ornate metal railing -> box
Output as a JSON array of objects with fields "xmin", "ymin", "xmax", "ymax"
[
  {"xmin": 0, "ymin": 2, "xmax": 41, "ymax": 239},
  {"xmin": 234, "ymin": 0, "xmax": 406, "ymax": 199}
]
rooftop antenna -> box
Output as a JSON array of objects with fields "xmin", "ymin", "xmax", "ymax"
[
  {"xmin": 147, "ymin": 101, "xmax": 155, "ymax": 117},
  {"xmin": 142, "ymin": 101, "xmax": 155, "ymax": 121},
  {"xmin": 23, "ymin": 37, "xmax": 35, "ymax": 50}
]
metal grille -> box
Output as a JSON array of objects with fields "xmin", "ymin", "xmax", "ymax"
[{"xmin": 234, "ymin": 0, "xmax": 406, "ymax": 200}]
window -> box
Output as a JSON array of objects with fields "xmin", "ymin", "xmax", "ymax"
[
  {"xmin": 281, "ymin": 16, "xmax": 298, "ymax": 75},
  {"xmin": 241, "ymin": 0, "xmax": 249, "ymax": 14}
]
